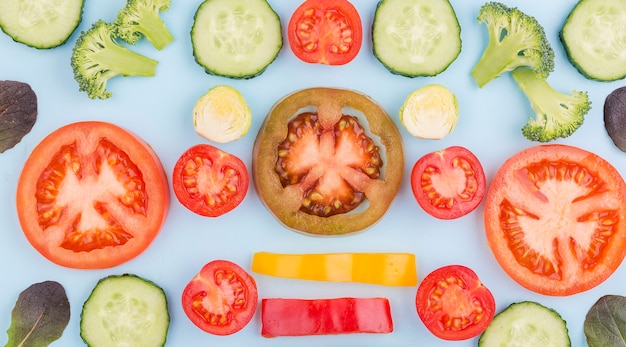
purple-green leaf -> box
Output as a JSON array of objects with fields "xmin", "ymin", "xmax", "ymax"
[
  {"xmin": 5, "ymin": 281, "xmax": 70, "ymax": 347},
  {"xmin": 0, "ymin": 80, "xmax": 37, "ymax": 153}
]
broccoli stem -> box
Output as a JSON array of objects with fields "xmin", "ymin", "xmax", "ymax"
[
  {"xmin": 138, "ymin": 11, "xmax": 173, "ymax": 50},
  {"xmin": 93, "ymin": 42, "xmax": 158, "ymax": 77},
  {"xmin": 471, "ymin": 38, "xmax": 525, "ymax": 88}
]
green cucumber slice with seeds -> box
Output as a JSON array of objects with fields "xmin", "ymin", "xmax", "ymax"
[
  {"xmin": 80, "ymin": 274, "xmax": 170, "ymax": 347},
  {"xmin": 0, "ymin": 0, "xmax": 84, "ymax": 49},
  {"xmin": 191, "ymin": 0, "xmax": 283, "ymax": 79},
  {"xmin": 372, "ymin": 0, "xmax": 461, "ymax": 77},
  {"xmin": 560, "ymin": 0, "xmax": 626, "ymax": 81},
  {"xmin": 478, "ymin": 301, "xmax": 571, "ymax": 346}
]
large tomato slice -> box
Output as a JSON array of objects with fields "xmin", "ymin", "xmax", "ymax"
[
  {"xmin": 16, "ymin": 121, "xmax": 169, "ymax": 269},
  {"xmin": 181, "ymin": 260, "xmax": 258, "ymax": 336},
  {"xmin": 252, "ymin": 87, "xmax": 404, "ymax": 235},
  {"xmin": 484, "ymin": 144, "xmax": 626, "ymax": 296},
  {"xmin": 288, "ymin": 0, "xmax": 362, "ymax": 65},
  {"xmin": 416, "ymin": 265, "xmax": 495, "ymax": 341},
  {"xmin": 172, "ymin": 144, "xmax": 248, "ymax": 217},
  {"xmin": 411, "ymin": 146, "xmax": 486, "ymax": 219}
]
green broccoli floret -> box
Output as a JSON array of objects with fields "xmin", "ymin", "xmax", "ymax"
[
  {"xmin": 71, "ymin": 20, "xmax": 158, "ymax": 100},
  {"xmin": 115, "ymin": 0, "xmax": 173, "ymax": 50},
  {"xmin": 471, "ymin": 2, "xmax": 555, "ymax": 88},
  {"xmin": 512, "ymin": 67, "xmax": 591, "ymax": 142}
]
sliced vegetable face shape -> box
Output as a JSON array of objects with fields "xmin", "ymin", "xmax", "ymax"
[
  {"xmin": 411, "ymin": 146, "xmax": 486, "ymax": 220},
  {"xmin": 560, "ymin": 0, "xmax": 626, "ymax": 81},
  {"xmin": 604, "ymin": 86, "xmax": 626, "ymax": 152},
  {"xmin": 288, "ymin": 0, "xmax": 363, "ymax": 65},
  {"xmin": 251, "ymin": 252, "xmax": 417, "ymax": 286},
  {"xmin": 261, "ymin": 297, "xmax": 393, "ymax": 337},
  {"xmin": 191, "ymin": 0, "xmax": 283, "ymax": 79},
  {"xmin": 479, "ymin": 301, "xmax": 570, "ymax": 346},
  {"xmin": 584, "ymin": 295, "xmax": 626, "ymax": 347},
  {"xmin": 181, "ymin": 260, "xmax": 258, "ymax": 336},
  {"xmin": 80, "ymin": 274, "xmax": 170, "ymax": 347},
  {"xmin": 372, "ymin": 0, "xmax": 461, "ymax": 77},
  {"xmin": 416, "ymin": 265, "xmax": 495, "ymax": 341},
  {"xmin": 252, "ymin": 87, "xmax": 404, "ymax": 235},
  {"xmin": 484, "ymin": 144, "xmax": 626, "ymax": 296},
  {"xmin": 172, "ymin": 144, "xmax": 249, "ymax": 217},
  {"xmin": 0, "ymin": 0, "xmax": 84, "ymax": 49},
  {"xmin": 16, "ymin": 121, "xmax": 169, "ymax": 269}
]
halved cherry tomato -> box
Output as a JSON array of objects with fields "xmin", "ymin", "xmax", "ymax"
[
  {"xmin": 411, "ymin": 146, "xmax": 486, "ymax": 219},
  {"xmin": 288, "ymin": 0, "xmax": 362, "ymax": 65},
  {"xmin": 484, "ymin": 144, "xmax": 626, "ymax": 296},
  {"xmin": 416, "ymin": 265, "xmax": 495, "ymax": 341},
  {"xmin": 252, "ymin": 87, "xmax": 404, "ymax": 235},
  {"xmin": 181, "ymin": 260, "xmax": 258, "ymax": 335},
  {"xmin": 16, "ymin": 121, "xmax": 169, "ymax": 269},
  {"xmin": 261, "ymin": 297, "xmax": 393, "ymax": 337},
  {"xmin": 172, "ymin": 144, "xmax": 248, "ymax": 217}
]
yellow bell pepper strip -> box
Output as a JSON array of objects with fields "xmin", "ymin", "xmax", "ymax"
[{"xmin": 251, "ymin": 252, "xmax": 417, "ymax": 286}]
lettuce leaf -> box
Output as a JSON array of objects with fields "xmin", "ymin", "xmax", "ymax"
[
  {"xmin": 5, "ymin": 281, "xmax": 70, "ymax": 347},
  {"xmin": 584, "ymin": 294, "xmax": 626, "ymax": 347},
  {"xmin": 0, "ymin": 80, "xmax": 37, "ymax": 153}
]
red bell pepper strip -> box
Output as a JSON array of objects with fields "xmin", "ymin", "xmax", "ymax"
[{"xmin": 261, "ymin": 297, "xmax": 393, "ymax": 337}]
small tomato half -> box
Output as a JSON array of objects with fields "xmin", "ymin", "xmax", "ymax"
[
  {"xmin": 181, "ymin": 260, "xmax": 258, "ymax": 335},
  {"xmin": 416, "ymin": 265, "xmax": 495, "ymax": 341},
  {"xmin": 484, "ymin": 144, "xmax": 626, "ymax": 296},
  {"xmin": 252, "ymin": 87, "xmax": 404, "ymax": 235},
  {"xmin": 172, "ymin": 144, "xmax": 248, "ymax": 217},
  {"xmin": 288, "ymin": 0, "xmax": 363, "ymax": 65},
  {"xmin": 411, "ymin": 146, "xmax": 486, "ymax": 219},
  {"xmin": 16, "ymin": 121, "xmax": 169, "ymax": 269}
]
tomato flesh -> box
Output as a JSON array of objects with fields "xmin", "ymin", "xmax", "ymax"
[
  {"xmin": 416, "ymin": 265, "xmax": 495, "ymax": 341},
  {"xmin": 172, "ymin": 144, "xmax": 248, "ymax": 217},
  {"xmin": 16, "ymin": 121, "xmax": 169, "ymax": 269},
  {"xmin": 275, "ymin": 112, "xmax": 381, "ymax": 217},
  {"xmin": 288, "ymin": 0, "xmax": 362, "ymax": 65},
  {"xmin": 252, "ymin": 87, "xmax": 404, "ymax": 235},
  {"xmin": 484, "ymin": 144, "xmax": 626, "ymax": 296},
  {"xmin": 181, "ymin": 260, "xmax": 258, "ymax": 335},
  {"xmin": 411, "ymin": 146, "xmax": 486, "ymax": 219}
]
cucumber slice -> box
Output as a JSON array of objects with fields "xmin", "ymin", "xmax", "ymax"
[
  {"xmin": 479, "ymin": 301, "xmax": 571, "ymax": 347},
  {"xmin": 372, "ymin": 0, "xmax": 461, "ymax": 77},
  {"xmin": 0, "ymin": 0, "xmax": 84, "ymax": 49},
  {"xmin": 560, "ymin": 0, "xmax": 626, "ymax": 81},
  {"xmin": 80, "ymin": 274, "xmax": 170, "ymax": 347},
  {"xmin": 191, "ymin": 0, "xmax": 283, "ymax": 79}
]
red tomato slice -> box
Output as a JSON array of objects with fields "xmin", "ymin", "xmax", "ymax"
[
  {"xmin": 261, "ymin": 297, "xmax": 393, "ymax": 337},
  {"xmin": 181, "ymin": 260, "xmax": 258, "ymax": 336},
  {"xmin": 16, "ymin": 121, "xmax": 169, "ymax": 269},
  {"xmin": 484, "ymin": 144, "xmax": 626, "ymax": 296},
  {"xmin": 172, "ymin": 144, "xmax": 248, "ymax": 217},
  {"xmin": 411, "ymin": 146, "xmax": 486, "ymax": 219},
  {"xmin": 288, "ymin": 0, "xmax": 362, "ymax": 65},
  {"xmin": 416, "ymin": 265, "xmax": 495, "ymax": 341}
]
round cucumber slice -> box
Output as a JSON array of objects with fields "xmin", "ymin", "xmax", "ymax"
[
  {"xmin": 80, "ymin": 274, "xmax": 170, "ymax": 347},
  {"xmin": 0, "ymin": 0, "xmax": 84, "ymax": 49}
]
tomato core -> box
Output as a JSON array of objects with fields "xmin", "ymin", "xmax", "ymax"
[{"xmin": 275, "ymin": 112, "xmax": 381, "ymax": 216}]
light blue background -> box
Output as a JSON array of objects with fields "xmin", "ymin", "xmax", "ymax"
[{"xmin": 0, "ymin": 1, "xmax": 623, "ymax": 346}]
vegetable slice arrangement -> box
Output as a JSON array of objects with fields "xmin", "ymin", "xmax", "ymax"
[{"xmin": 3, "ymin": 1, "xmax": 626, "ymax": 346}]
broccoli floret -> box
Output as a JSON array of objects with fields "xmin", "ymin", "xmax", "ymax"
[
  {"xmin": 71, "ymin": 20, "xmax": 158, "ymax": 100},
  {"xmin": 512, "ymin": 67, "xmax": 591, "ymax": 142},
  {"xmin": 115, "ymin": 0, "xmax": 173, "ymax": 50},
  {"xmin": 471, "ymin": 2, "xmax": 555, "ymax": 88}
]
